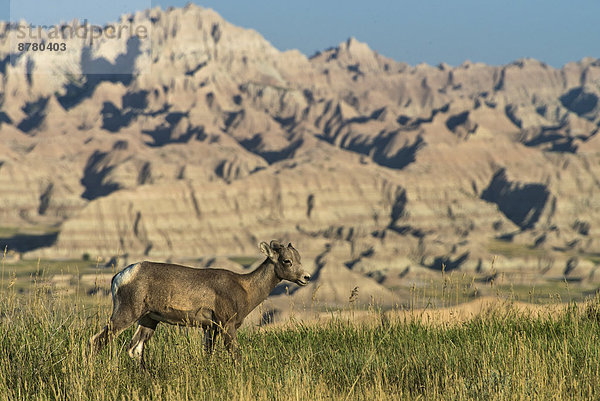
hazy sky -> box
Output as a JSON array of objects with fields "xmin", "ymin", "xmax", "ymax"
[{"xmin": 3, "ymin": 0, "xmax": 599, "ymax": 67}]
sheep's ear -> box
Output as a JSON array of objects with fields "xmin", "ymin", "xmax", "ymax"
[
  {"xmin": 259, "ymin": 242, "xmax": 270, "ymax": 255},
  {"xmin": 260, "ymin": 242, "xmax": 277, "ymax": 262}
]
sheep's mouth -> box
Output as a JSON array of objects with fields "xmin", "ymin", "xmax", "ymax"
[{"xmin": 295, "ymin": 279, "xmax": 309, "ymax": 286}]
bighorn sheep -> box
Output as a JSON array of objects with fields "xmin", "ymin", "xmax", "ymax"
[{"xmin": 90, "ymin": 240, "xmax": 310, "ymax": 366}]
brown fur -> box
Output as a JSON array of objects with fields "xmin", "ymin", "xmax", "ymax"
[{"xmin": 89, "ymin": 240, "xmax": 310, "ymax": 366}]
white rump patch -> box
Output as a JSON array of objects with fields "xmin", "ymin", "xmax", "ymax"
[{"xmin": 112, "ymin": 262, "xmax": 140, "ymax": 297}]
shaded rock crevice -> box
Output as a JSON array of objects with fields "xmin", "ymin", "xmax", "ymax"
[
  {"xmin": 132, "ymin": 211, "xmax": 153, "ymax": 256},
  {"xmin": 388, "ymin": 187, "xmax": 407, "ymax": 227},
  {"xmin": 560, "ymin": 87, "xmax": 599, "ymax": 119},
  {"xmin": 306, "ymin": 194, "xmax": 315, "ymax": 218},
  {"xmin": 427, "ymin": 252, "xmax": 470, "ymax": 272},
  {"xmin": 0, "ymin": 232, "xmax": 59, "ymax": 253},
  {"xmin": 336, "ymin": 131, "xmax": 425, "ymax": 170},
  {"xmin": 239, "ymin": 134, "xmax": 304, "ymax": 164},
  {"xmin": 481, "ymin": 168, "xmax": 550, "ymax": 230},
  {"xmin": 80, "ymin": 151, "xmax": 121, "ymax": 200},
  {"xmin": 18, "ymin": 97, "xmax": 49, "ymax": 133},
  {"xmin": 57, "ymin": 37, "xmax": 142, "ymax": 110},
  {"xmin": 38, "ymin": 182, "xmax": 54, "ymax": 215},
  {"xmin": 137, "ymin": 162, "xmax": 153, "ymax": 185},
  {"xmin": 446, "ymin": 111, "xmax": 478, "ymax": 138}
]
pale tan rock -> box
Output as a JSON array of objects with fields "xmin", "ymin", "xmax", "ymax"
[{"xmin": 1, "ymin": 5, "xmax": 600, "ymax": 304}]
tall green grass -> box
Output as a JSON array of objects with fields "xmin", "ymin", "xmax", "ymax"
[{"xmin": 2, "ymin": 282, "xmax": 600, "ymax": 400}]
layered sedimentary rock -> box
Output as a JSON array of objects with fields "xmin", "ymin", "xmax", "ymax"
[{"xmin": 1, "ymin": 5, "xmax": 600, "ymax": 304}]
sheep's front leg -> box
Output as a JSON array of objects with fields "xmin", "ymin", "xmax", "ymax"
[
  {"xmin": 203, "ymin": 323, "xmax": 218, "ymax": 354},
  {"xmin": 223, "ymin": 322, "xmax": 240, "ymax": 361}
]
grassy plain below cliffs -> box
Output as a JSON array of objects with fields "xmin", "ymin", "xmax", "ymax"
[{"xmin": 2, "ymin": 256, "xmax": 600, "ymax": 400}]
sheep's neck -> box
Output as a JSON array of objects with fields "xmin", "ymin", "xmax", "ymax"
[{"xmin": 242, "ymin": 260, "xmax": 281, "ymax": 316}]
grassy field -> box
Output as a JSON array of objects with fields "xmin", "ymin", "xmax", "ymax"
[
  {"xmin": 2, "ymin": 277, "xmax": 600, "ymax": 400},
  {"xmin": 2, "ymin": 253, "xmax": 600, "ymax": 399}
]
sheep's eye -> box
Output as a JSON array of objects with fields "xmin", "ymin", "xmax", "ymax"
[{"xmin": 283, "ymin": 259, "xmax": 292, "ymax": 265}]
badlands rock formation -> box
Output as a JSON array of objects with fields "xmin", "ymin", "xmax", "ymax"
[{"xmin": 1, "ymin": 4, "xmax": 600, "ymax": 306}]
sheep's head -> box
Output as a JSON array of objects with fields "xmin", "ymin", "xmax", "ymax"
[{"xmin": 260, "ymin": 240, "xmax": 311, "ymax": 286}]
